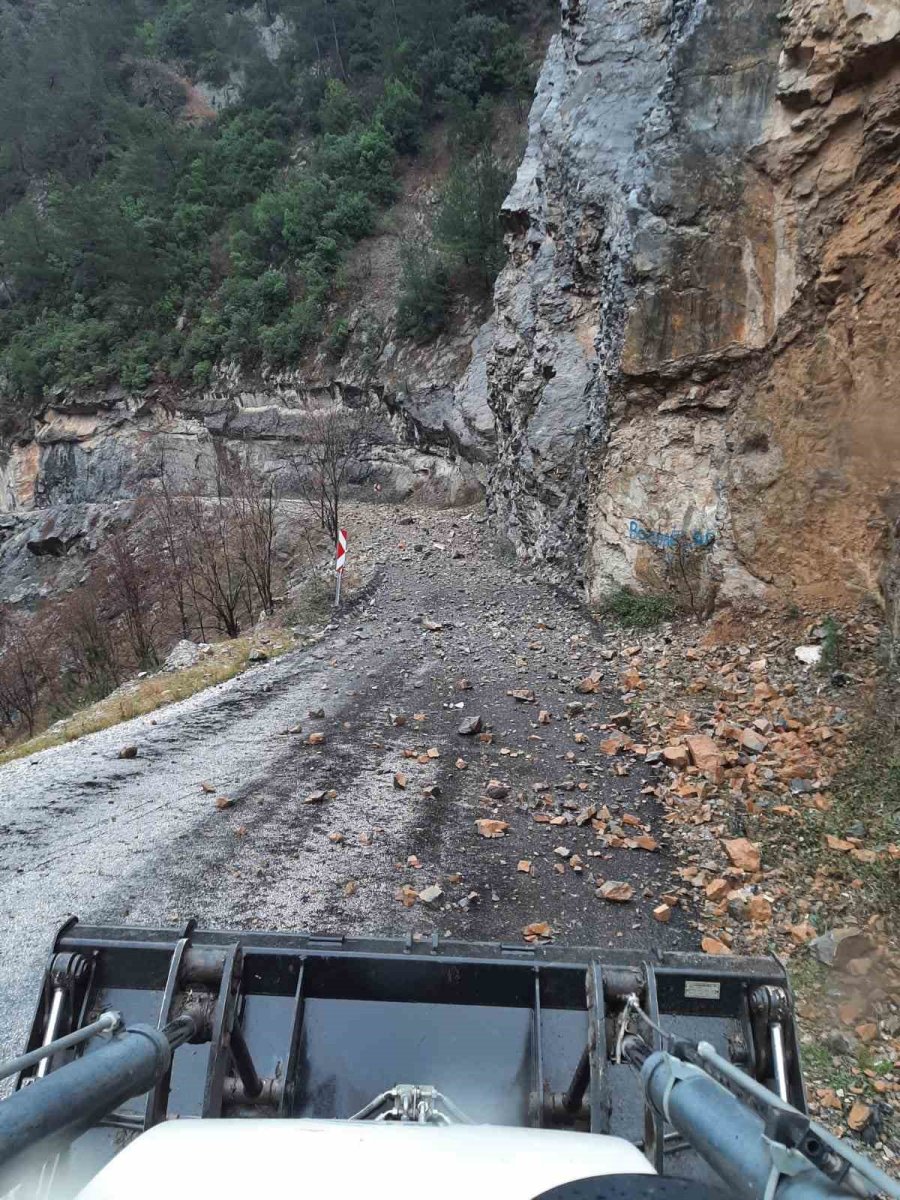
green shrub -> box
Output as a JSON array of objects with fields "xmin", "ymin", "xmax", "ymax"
[
  {"xmin": 819, "ymin": 615, "xmax": 845, "ymax": 674},
  {"xmin": 396, "ymin": 243, "xmax": 450, "ymax": 341},
  {"xmin": 601, "ymin": 587, "xmax": 676, "ymax": 629}
]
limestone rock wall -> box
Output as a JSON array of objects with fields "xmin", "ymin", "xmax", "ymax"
[{"xmin": 484, "ymin": 0, "xmax": 900, "ymax": 614}]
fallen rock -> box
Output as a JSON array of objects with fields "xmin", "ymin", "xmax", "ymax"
[
  {"xmin": 418, "ymin": 884, "xmax": 443, "ymax": 905},
  {"xmin": 597, "ymin": 881, "xmax": 634, "ymax": 903},
  {"xmin": 809, "ymin": 927, "xmax": 874, "ymax": 970},
  {"xmin": 848, "ymin": 1101, "xmax": 872, "ymax": 1132},
  {"xmin": 722, "ymin": 838, "xmax": 761, "ymax": 872},
  {"xmin": 747, "ymin": 895, "xmax": 773, "ymax": 924},
  {"xmin": 117, "ymin": 745, "xmax": 138, "ymax": 760},
  {"xmin": 393, "ymin": 773, "xmax": 408, "ymax": 789},
  {"xmin": 458, "ymin": 715, "xmax": 483, "ymax": 736},
  {"xmin": 485, "ymin": 780, "xmax": 510, "ymax": 799},
  {"xmin": 739, "ymin": 728, "xmax": 768, "ymax": 754},
  {"xmin": 306, "ymin": 732, "xmax": 326, "ymax": 746},
  {"xmin": 684, "ymin": 734, "xmax": 724, "ymax": 783},
  {"xmin": 701, "ymin": 936, "xmax": 732, "ymax": 956},
  {"xmin": 705, "ymin": 878, "xmax": 730, "ymax": 902},
  {"xmin": 653, "ymin": 903, "xmax": 673, "ymax": 923},
  {"xmin": 475, "ymin": 818, "xmax": 509, "ymax": 838},
  {"xmin": 303, "ymin": 789, "xmax": 327, "ymax": 804},
  {"xmin": 508, "ymin": 688, "xmax": 536, "ymax": 703},
  {"xmin": 247, "ymin": 647, "xmax": 268, "ymax": 663},
  {"xmin": 663, "ymin": 744, "xmax": 689, "ymax": 768},
  {"xmin": 575, "ymin": 672, "xmax": 602, "ymax": 694},
  {"xmin": 794, "ymin": 644, "xmax": 822, "ymax": 667},
  {"xmin": 523, "ymin": 921, "xmax": 553, "ymax": 943}
]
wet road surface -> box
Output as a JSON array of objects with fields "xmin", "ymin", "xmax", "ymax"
[{"xmin": 0, "ymin": 504, "xmax": 691, "ymax": 1060}]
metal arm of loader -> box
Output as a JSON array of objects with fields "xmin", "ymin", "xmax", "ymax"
[
  {"xmin": 635, "ymin": 1041, "xmax": 900, "ymax": 1200},
  {"xmin": 0, "ymin": 1017, "xmax": 195, "ymax": 1193}
]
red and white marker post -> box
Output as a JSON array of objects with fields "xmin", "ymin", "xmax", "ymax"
[{"xmin": 334, "ymin": 528, "xmax": 348, "ymax": 606}]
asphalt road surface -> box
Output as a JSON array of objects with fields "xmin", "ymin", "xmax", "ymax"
[{"xmin": 0, "ymin": 503, "xmax": 690, "ymax": 1062}]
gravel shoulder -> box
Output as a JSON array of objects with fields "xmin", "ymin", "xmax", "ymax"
[{"xmin": 0, "ymin": 502, "xmax": 690, "ymax": 1062}]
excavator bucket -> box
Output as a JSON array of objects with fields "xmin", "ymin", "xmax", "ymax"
[{"xmin": 1, "ymin": 919, "xmax": 807, "ymax": 1197}]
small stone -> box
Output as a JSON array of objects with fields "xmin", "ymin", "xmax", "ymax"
[
  {"xmin": 248, "ymin": 647, "xmax": 268, "ymax": 662},
  {"xmin": 485, "ymin": 780, "xmax": 510, "ymax": 799},
  {"xmin": 739, "ymin": 728, "xmax": 768, "ymax": 754},
  {"xmin": 303, "ymin": 790, "xmax": 327, "ymax": 804},
  {"xmin": 684, "ymin": 734, "xmax": 724, "ymax": 783},
  {"xmin": 722, "ymin": 838, "xmax": 761, "ymax": 872},
  {"xmin": 517, "ymin": 860, "xmax": 533, "ymax": 874},
  {"xmin": 458, "ymin": 715, "xmax": 483, "ymax": 736},
  {"xmin": 597, "ymin": 880, "xmax": 634, "ymax": 903},
  {"xmin": 747, "ymin": 895, "xmax": 773, "ymax": 924},
  {"xmin": 118, "ymin": 745, "xmax": 138, "ymax": 760},
  {"xmin": 475, "ymin": 818, "xmax": 509, "ymax": 838},
  {"xmin": 663, "ymin": 744, "xmax": 689, "ymax": 768},
  {"xmin": 653, "ymin": 903, "xmax": 672, "ymax": 924},
  {"xmin": 418, "ymin": 885, "xmax": 443, "ymax": 905},
  {"xmin": 306, "ymin": 732, "xmax": 326, "ymax": 746},
  {"xmin": 809, "ymin": 927, "xmax": 874, "ymax": 969},
  {"xmin": 705, "ymin": 878, "xmax": 730, "ymax": 902},
  {"xmin": 701, "ymin": 936, "xmax": 732, "ymax": 956},
  {"xmin": 848, "ymin": 1101, "xmax": 872, "ymax": 1132}
]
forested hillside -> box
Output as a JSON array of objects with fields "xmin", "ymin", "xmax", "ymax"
[{"xmin": 0, "ymin": 0, "xmax": 549, "ymax": 402}]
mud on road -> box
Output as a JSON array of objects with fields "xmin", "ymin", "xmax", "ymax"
[{"xmin": 0, "ymin": 502, "xmax": 691, "ymax": 1060}]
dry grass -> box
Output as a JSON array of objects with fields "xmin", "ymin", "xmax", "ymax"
[{"xmin": 0, "ymin": 629, "xmax": 298, "ymax": 767}]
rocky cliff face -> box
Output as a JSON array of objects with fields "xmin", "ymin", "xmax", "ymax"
[
  {"xmin": 0, "ymin": 325, "xmax": 491, "ymax": 602},
  {"xmin": 483, "ymin": 0, "xmax": 900, "ymax": 615}
]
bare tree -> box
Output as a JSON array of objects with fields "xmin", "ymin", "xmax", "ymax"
[
  {"xmin": 55, "ymin": 577, "xmax": 122, "ymax": 700},
  {"xmin": 288, "ymin": 403, "xmax": 381, "ymax": 544},
  {"xmin": 150, "ymin": 472, "xmax": 195, "ymax": 640},
  {"xmin": 227, "ymin": 455, "xmax": 280, "ymax": 617},
  {"xmin": 0, "ymin": 608, "xmax": 47, "ymax": 736},
  {"xmin": 105, "ymin": 525, "xmax": 163, "ymax": 669},
  {"xmin": 177, "ymin": 457, "xmax": 248, "ymax": 639}
]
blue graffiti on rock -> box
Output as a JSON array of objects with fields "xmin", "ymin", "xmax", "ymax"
[{"xmin": 628, "ymin": 520, "xmax": 715, "ymax": 551}]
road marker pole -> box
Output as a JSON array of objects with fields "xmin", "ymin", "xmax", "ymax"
[{"xmin": 334, "ymin": 528, "xmax": 348, "ymax": 607}]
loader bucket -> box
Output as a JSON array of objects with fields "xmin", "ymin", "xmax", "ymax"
[{"xmin": 6, "ymin": 920, "xmax": 805, "ymax": 1196}]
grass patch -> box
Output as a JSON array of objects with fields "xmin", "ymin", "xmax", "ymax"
[
  {"xmin": 0, "ymin": 630, "xmax": 297, "ymax": 766},
  {"xmin": 601, "ymin": 587, "xmax": 676, "ymax": 629},
  {"xmin": 817, "ymin": 723, "xmax": 900, "ymax": 917}
]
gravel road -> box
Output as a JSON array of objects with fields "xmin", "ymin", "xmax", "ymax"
[{"xmin": 0, "ymin": 502, "xmax": 690, "ymax": 1061}]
